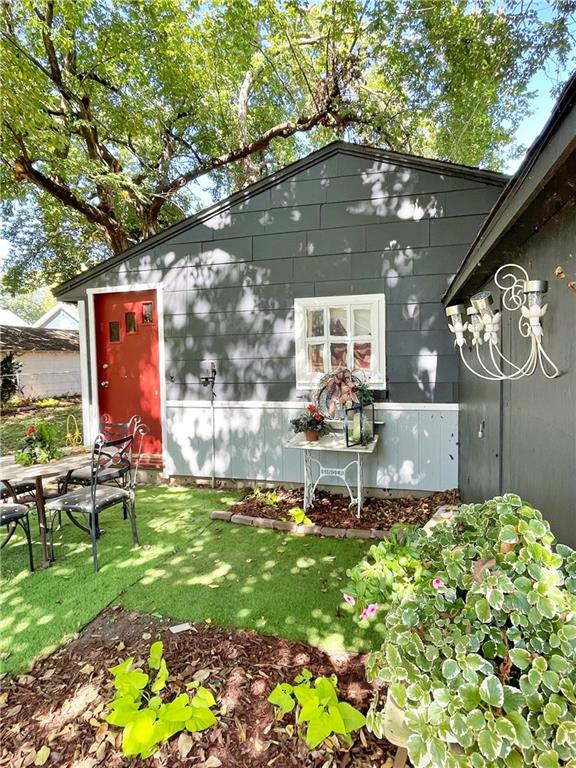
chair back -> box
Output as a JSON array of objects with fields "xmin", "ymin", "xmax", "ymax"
[
  {"xmin": 89, "ymin": 422, "xmax": 149, "ymax": 500},
  {"xmin": 99, "ymin": 414, "xmax": 142, "ymax": 442}
]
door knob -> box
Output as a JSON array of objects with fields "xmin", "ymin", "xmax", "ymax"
[{"xmin": 100, "ymin": 381, "xmax": 110, "ymax": 387}]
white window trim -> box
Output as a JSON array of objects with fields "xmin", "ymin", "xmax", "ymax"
[{"xmin": 294, "ymin": 294, "xmax": 386, "ymax": 389}]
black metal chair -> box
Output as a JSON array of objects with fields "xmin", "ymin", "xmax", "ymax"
[
  {"xmin": 1, "ymin": 503, "xmax": 34, "ymax": 571},
  {"xmin": 0, "ymin": 480, "xmax": 36, "ymax": 502},
  {"xmin": 57, "ymin": 415, "xmax": 142, "ymax": 494},
  {"xmin": 45, "ymin": 423, "xmax": 148, "ymax": 572}
]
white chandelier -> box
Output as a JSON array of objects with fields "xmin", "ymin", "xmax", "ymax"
[{"xmin": 445, "ymin": 263, "xmax": 560, "ymax": 381}]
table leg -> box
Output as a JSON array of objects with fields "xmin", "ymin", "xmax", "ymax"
[
  {"xmin": 34, "ymin": 476, "xmax": 51, "ymax": 567},
  {"xmin": 303, "ymin": 449, "xmax": 312, "ymax": 510},
  {"xmin": 356, "ymin": 453, "xmax": 364, "ymax": 518}
]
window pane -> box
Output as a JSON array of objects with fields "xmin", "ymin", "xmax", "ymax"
[
  {"xmin": 125, "ymin": 312, "xmax": 137, "ymax": 333},
  {"xmin": 307, "ymin": 343, "xmax": 325, "ymax": 373},
  {"xmin": 353, "ymin": 308, "xmax": 372, "ymax": 336},
  {"xmin": 330, "ymin": 343, "xmax": 348, "ymax": 369},
  {"xmin": 306, "ymin": 309, "xmax": 324, "ymax": 337},
  {"xmin": 354, "ymin": 342, "xmax": 372, "ymax": 369},
  {"xmin": 109, "ymin": 321, "xmax": 120, "ymax": 342},
  {"xmin": 329, "ymin": 307, "xmax": 347, "ymax": 336},
  {"xmin": 142, "ymin": 302, "xmax": 153, "ymax": 324}
]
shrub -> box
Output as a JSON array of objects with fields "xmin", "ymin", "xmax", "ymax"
[
  {"xmin": 342, "ymin": 523, "xmax": 421, "ymax": 617},
  {"xmin": 363, "ymin": 495, "xmax": 576, "ymax": 767},
  {"xmin": 268, "ymin": 668, "xmax": 366, "ymax": 749},
  {"xmin": 105, "ymin": 641, "xmax": 218, "ymax": 759},
  {"xmin": 0, "ymin": 353, "xmax": 22, "ymax": 403},
  {"xmin": 14, "ymin": 421, "xmax": 62, "ymax": 465},
  {"xmin": 288, "ymin": 506, "xmax": 312, "ymax": 525}
]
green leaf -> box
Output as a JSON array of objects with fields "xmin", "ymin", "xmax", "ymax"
[
  {"xmin": 185, "ymin": 706, "xmax": 217, "ymax": 732},
  {"xmin": 306, "ymin": 710, "xmax": 333, "ymax": 748},
  {"xmin": 475, "ymin": 598, "xmax": 491, "ymax": 623},
  {"xmin": 459, "ymin": 684, "xmax": 481, "ymax": 711},
  {"xmin": 536, "ymin": 751, "xmax": 560, "ymax": 768},
  {"xmin": 479, "ymin": 675, "xmax": 504, "ymax": 708},
  {"xmin": 543, "ymin": 702, "xmax": 561, "ymax": 724},
  {"xmin": 505, "ymin": 749, "xmax": 525, "ymax": 768},
  {"xmin": 150, "ymin": 658, "xmax": 169, "ymax": 694},
  {"xmin": 507, "ymin": 711, "xmax": 532, "ymax": 749},
  {"xmin": 315, "ymin": 676, "xmax": 338, "ymax": 706},
  {"xmin": 509, "ymin": 648, "xmax": 531, "ymax": 670},
  {"xmin": 268, "ymin": 683, "xmax": 295, "ymax": 714},
  {"xmin": 299, "ymin": 698, "xmax": 322, "ymax": 723},
  {"xmin": 192, "ymin": 687, "xmax": 216, "ymax": 708},
  {"xmin": 105, "ymin": 696, "xmax": 142, "ymax": 727},
  {"xmin": 336, "ymin": 701, "xmax": 366, "ymax": 733},
  {"xmin": 122, "ymin": 709, "xmax": 158, "ymax": 758},
  {"xmin": 442, "ymin": 659, "xmax": 459, "ymax": 680},
  {"xmin": 478, "ymin": 728, "xmax": 502, "ymax": 761},
  {"xmin": 148, "ymin": 641, "xmax": 163, "ymax": 670},
  {"xmin": 327, "ymin": 704, "xmax": 346, "ymax": 735},
  {"xmin": 556, "ymin": 721, "xmax": 576, "ymax": 747},
  {"xmin": 494, "ymin": 716, "xmax": 516, "ymax": 741}
]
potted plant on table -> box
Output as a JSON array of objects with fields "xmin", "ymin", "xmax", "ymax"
[
  {"xmin": 290, "ymin": 404, "xmax": 329, "ymax": 442},
  {"xmin": 358, "ymin": 494, "xmax": 576, "ymax": 767}
]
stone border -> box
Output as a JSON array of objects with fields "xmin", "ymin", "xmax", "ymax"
[{"xmin": 210, "ymin": 510, "xmax": 389, "ymax": 539}]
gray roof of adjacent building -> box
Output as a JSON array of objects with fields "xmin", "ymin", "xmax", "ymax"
[{"xmin": 0, "ymin": 325, "xmax": 80, "ymax": 353}]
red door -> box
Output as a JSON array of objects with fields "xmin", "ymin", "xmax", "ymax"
[{"xmin": 94, "ymin": 290, "xmax": 162, "ymax": 467}]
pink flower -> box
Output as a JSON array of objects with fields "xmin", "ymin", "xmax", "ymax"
[
  {"xmin": 343, "ymin": 593, "xmax": 355, "ymax": 606},
  {"xmin": 360, "ymin": 603, "xmax": 379, "ymax": 620},
  {"xmin": 26, "ymin": 426, "xmax": 36, "ymax": 436},
  {"xmin": 432, "ymin": 578, "xmax": 444, "ymax": 589}
]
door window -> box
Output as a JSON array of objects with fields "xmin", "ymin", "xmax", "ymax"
[
  {"xmin": 109, "ymin": 321, "xmax": 120, "ymax": 342},
  {"xmin": 142, "ymin": 302, "xmax": 154, "ymax": 324},
  {"xmin": 125, "ymin": 312, "xmax": 137, "ymax": 333}
]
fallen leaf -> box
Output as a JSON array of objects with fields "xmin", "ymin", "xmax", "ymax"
[
  {"xmin": 177, "ymin": 732, "xmax": 193, "ymax": 758},
  {"xmin": 568, "ymin": 281, "xmax": 576, "ymax": 293},
  {"xmin": 34, "ymin": 746, "xmax": 50, "ymax": 766},
  {"xmin": 142, "ymin": 633, "xmax": 151, "ymax": 640},
  {"xmin": 193, "ymin": 668, "xmax": 210, "ymax": 682},
  {"xmin": 80, "ymin": 664, "xmax": 94, "ymax": 675},
  {"xmin": 198, "ymin": 757, "xmax": 222, "ymax": 768},
  {"xmin": 205, "ymin": 618, "xmax": 212, "ymax": 624},
  {"xmin": 0, "ymin": 692, "xmax": 8, "ymax": 706},
  {"xmin": 359, "ymin": 728, "xmax": 368, "ymax": 748},
  {"xmin": 116, "ymin": 641, "xmax": 125, "ymax": 651},
  {"xmin": 555, "ymin": 266, "xmax": 566, "ymax": 279},
  {"xmin": 95, "ymin": 741, "xmax": 107, "ymax": 761}
]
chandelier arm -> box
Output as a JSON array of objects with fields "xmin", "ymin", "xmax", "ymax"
[
  {"xmin": 490, "ymin": 339, "xmax": 538, "ymax": 380},
  {"xmin": 491, "ymin": 339, "xmax": 535, "ymax": 375},
  {"xmin": 476, "ymin": 344, "xmax": 505, "ymax": 378},
  {"xmin": 537, "ymin": 341, "xmax": 560, "ymax": 379},
  {"xmin": 459, "ymin": 347, "xmax": 501, "ymax": 381}
]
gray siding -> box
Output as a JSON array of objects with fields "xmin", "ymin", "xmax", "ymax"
[
  {"xmin": 67, "ymin": 147, "xmax": 503, "ymax": 405},
  {"xmin": 459, "ymin": 196, "xmax": 576, "ymax": 545}
]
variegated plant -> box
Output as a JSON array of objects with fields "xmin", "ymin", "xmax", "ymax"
[{"xmin": 364, "ymin": 495, "xmax": 576, "ymax": 768}]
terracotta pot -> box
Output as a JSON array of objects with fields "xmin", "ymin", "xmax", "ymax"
[{"xmin": 304, "ymin": 430, "xmax": 319, "ymax": 442}]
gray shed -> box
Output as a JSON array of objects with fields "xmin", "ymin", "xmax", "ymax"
[
  {"xmin": 443, "ymin": 74, "xmax": 576, "ymax": 546},
  {"xmin": 54, "ymin": 142, "xmax": 507, "ymax": 488}
]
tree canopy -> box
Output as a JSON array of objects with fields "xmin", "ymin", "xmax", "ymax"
[{"xmin": 1, "ymin": 0, "xmax": 575, "ymax": 292}]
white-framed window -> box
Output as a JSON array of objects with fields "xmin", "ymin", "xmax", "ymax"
[{"xmin": 294, "ymin": 294, "xmax": 386, "ymax": 389}]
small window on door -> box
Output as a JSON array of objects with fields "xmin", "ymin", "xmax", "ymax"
[
  {"xmin": 142, "ymin": 302, "xmax": 154, "ymax": 324},
  {"xmin": 125, "ymin": 312, "xmax": 137, "ymax": 333},
  {"xmin": 109, "ymin": 321, "xmax": 120, "ymax": 342}
]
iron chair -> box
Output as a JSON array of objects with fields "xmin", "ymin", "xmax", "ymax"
[
  {"xmin": 1, "ymin": 502, "xmax": 34, "ymax": 571},
  {"xmin": 57, "ymin": 415, "xmax": 142, "ymax": 494},
  {"xmin": 45, "ymin": 422, "xmax": 148, "ymax": 572}
]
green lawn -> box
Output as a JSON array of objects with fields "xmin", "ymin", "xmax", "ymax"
[
  {"xmin": 0, "ymin": 487, "xmax": 383, "ymax": 675},
  {"xmin": 0, "ymin": 403, "xmax": 83, "ymax": 456}
]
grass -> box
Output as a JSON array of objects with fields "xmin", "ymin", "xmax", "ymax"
[
  {"xmin": 0, "ymin": 403, "xmax": 83, "ymax": 456},
  {"xmin": 0, "ymin": 487, "xmax": 384, "ymax": 675}
]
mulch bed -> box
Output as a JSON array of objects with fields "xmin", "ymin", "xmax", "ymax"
[
  {"xmin": 0, "ymin": 608, "xmax": 398, "ymax": 768},
  {"xmin": 230, "ymin": 487, "xmax": 460, "ymax": 531}
]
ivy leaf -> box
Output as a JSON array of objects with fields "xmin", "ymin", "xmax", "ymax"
[{"xmin": 479, "ymin": 676, "xmax": 504, "ymax": 708}]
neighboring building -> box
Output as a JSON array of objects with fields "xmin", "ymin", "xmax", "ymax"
[
  {"xmin": 54, "ymin": 141, "xmax": 507, "ymax": 483},
  {"xmin": 33, "ymin": 302, "xmax": 79, "ymax": 330},
  {"xmin": 0, "ymin": 326, "xmax": 81, "ymax": 399},
  {"xmin": 443, "ymin": 74, "xmax": 576, "ymax": 546},
  {"xmin": 0, "ymin": 309, "xmax": 28, "ymax": 327}
]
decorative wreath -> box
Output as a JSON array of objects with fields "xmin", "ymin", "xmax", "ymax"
[{"xmin": 314, "ymin": 367, "xmax": 363, "ymax": 419}]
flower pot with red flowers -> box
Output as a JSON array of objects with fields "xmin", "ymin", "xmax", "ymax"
[{"xmin": 290, "ymin": 404, "xmax": 330, "ymax": 442}]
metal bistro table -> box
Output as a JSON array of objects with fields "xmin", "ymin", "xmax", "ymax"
[
  {"xmin": 285, "ymin": 433, "xmax": 379, "ymax": 517},
  {"xmin": 0, "ymin": 452, "xmax": 89, "ymax": 568}
]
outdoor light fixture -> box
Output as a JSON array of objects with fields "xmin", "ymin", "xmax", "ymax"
[{"xmin": 446, "ymin": 263, "xmax": 560, "ymax": 381}]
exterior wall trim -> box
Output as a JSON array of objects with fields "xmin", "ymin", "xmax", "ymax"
[
  {"xmin": 166, "ymin": 399, "xmax": 459, "ymax": 411},
  {"xmin": 77, "ymin": 300, "xmax": 92, "ymax": 446},
  {"xmin": 86, "ymin": 283, "xmax": 168, "ymax": 477}
]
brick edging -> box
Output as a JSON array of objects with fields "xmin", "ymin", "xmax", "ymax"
[{"xmin": 210, "ymin": 510, "xmax": 389, "ymax": 539}]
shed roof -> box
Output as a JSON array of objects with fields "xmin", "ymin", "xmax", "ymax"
[
  {"xmin": 0, "ymin": 325, "xmax": 80, "ymax": 353},
  {"xmin": 54, "ymin": 140, "xmax": 508, "ymax": 298},
  {"xmin": 443, "ymin": 72, "xmax": 576, "ymax": 305}
]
